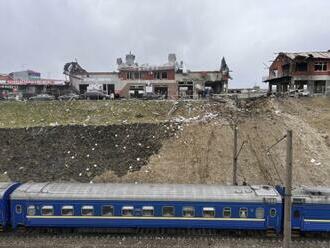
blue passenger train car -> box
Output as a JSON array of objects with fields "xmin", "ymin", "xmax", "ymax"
[
  {"xmin": 0, "ymin": 182, "xmax": 20, "ymax": 230},
  {"xmin": 9, "ymin": 183, "xmax": 283, "ymax": 232},
  {"xmin": 291, "ymin": 187, "xmax": 330, "ymax": 232}
]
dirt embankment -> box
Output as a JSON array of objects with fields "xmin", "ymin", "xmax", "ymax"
[
  {"xmin": 95, "ymin": 97, "xmax": 330, "ymax": 187},
  {"xmin": 1, "ymin": 98, "xmax": 329, "ymax": 186},
  {"xmin": 0, "ymin": 123, "xmax": 176, "ymax": 182}
]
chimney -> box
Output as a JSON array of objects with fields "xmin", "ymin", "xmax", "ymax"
[
  {"xmin": 168, "ymin": 53, "xmax": 176, "ymax": 64},
  {"xmin": 125, "ymin": 51, "xmax": 135, "ymax": 66}
]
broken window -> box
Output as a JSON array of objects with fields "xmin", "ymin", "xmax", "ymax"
[
  {"xmin": 127, "ymin": 72, "xmax": 133, "ymax": 80},
  {"xmin": 154, "ymin": 72, "xmax": 161, "ymax": 80},
  {"xmin": 161, "ymin": 72, "xmax": 167, "ymax": 79},
  {"xmin": 314, "ymin": 81, "xmax": 326, "ymax": 94},
  {"xmin": 314, "ymin": 62, "xmax": 327, "ymax": 71},
  {"xmin": 296, "ymin": 62, "xmax": 307, "ymax": 72}
]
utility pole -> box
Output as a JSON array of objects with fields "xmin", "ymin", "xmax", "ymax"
[
  {"xmin": 284, "ymin": 130, "xmax": 293, "ymax": 248},
  {"xmin": 233, "ymin": 124, "xmax": 238, "ymax": 185}
]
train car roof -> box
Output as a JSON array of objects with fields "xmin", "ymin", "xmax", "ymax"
[
  {"xmin": 10, "ymin": 183, "xmax": 282, "ymax": 203},
  {"xmin": 0, "ymin": 182, "xmax": 16, "ymax": 198},
  {"xmin": 292, "ymin": 186, "xmax": 330, "ymax": 204}
]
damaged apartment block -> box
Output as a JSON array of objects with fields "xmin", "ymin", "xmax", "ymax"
[
  {"xmin": 264, "ymin": 50, "xmax": 330, "ymax": 96},
  {"xmin": 64, "ymin": 52, "xmax": 231, "ymax": 99}
]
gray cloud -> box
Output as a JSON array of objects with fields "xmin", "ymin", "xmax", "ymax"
[{"xmin": 1, "ymin": 0, "xmax": 330, "ymax": 87}]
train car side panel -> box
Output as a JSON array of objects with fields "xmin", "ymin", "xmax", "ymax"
[{"xmin": 10, "ymin": 199, "xmax": 282, "ymax": 231}]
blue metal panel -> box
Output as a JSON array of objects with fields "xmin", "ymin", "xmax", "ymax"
[
  {"xmin": 10, "ymin": 199, "xmax": 282, "ymax": 232},
  {"xmin": 293, "ymin": 203, "xmax": 330, "ymax": 232},
  {"xmin": 0, "ymin": 183, "xmax": 20, "ymax": 229}
]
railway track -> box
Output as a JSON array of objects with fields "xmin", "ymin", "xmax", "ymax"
[{"xmin": 1, "ymin": 228, "xmax": 330, "ymax": 248}]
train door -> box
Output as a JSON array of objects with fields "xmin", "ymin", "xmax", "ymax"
[
  {"xmin": 292, "ymin": 207, "xmax": 302, "ymax": 230},
  {"xmin": 267, "ymin": 207, "xmax": 278, "ymax": 229}
]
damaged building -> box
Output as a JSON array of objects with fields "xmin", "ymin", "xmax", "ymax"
[
  {"xmin": 0, "ymin": 70, "xmax": 68, "ymax": 99},
  {"xmin": 64, "ymin": 52, "xmax": 230, "ymax": 99},
  {"xmin": 264, "ymin": 51, "xmax": 330, "ymax": 96}
]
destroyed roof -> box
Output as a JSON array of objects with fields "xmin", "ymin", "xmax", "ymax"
[
  {"xmin": 118, "ymin": 63, "xmax": 175, "ymax": 71},
  {"xmin": 280, "ymin": 51, "xmax": 330, "ymax": 60}
]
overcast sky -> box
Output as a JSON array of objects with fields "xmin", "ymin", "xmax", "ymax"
[{"xmin": 1, "ymin": 0, "xmax": 329, "ymax": 87}]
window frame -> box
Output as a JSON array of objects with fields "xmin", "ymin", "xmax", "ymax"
[
  {"xmin": 314, "ymin": 61, "xmax": 327, "ymax": 71},
  {"xmin": 270, "ymin": 208, "xmax": 277, "ymax": 217},
  {"xmin": 122, "ymin": 206, "xmax": 134, "ymax": 216},
  {"xmin": 27, "ymin": 205, "xmax": 36, "ymax": 216},
  {"xmin": 255, "ymin": 207, "xmax": 265, "ymax": 219},
  {"xmin": 162, "ymin": 206, "xmax": 175, "ymax": 217},
  {"xmin": 142, "ymin": 206, "xmax": 154, "ymax": 217},
  {"xmin": 154, "ymin": 72, "xmax": 161, "ymax": 80},
  {"xmin": 16, "ymin": 204, "xmax": 22, "ymax": 214},
  {"xmin": 295, "ymin": 62, "xmax": 308, "ymax": 72},
  {"xmin": 182, "ymin": 206, "xmax": 195, "ymax": 218},
  {"xmin": 61, "ymin": 205, "xmax": 74, "ymax": 216},
  {"xmin": 81, "ymin": 206, "xmax": 94, "ymax": 216},
  {"xmin": 41, "ymin": 205, "xmax": 54, "ymax": 216},
  {"xmin": 161, "ymin": 71, "xmax": 168, "ymax": 79},
  {"xmin": 102, "ymin": 205, "xmax": 114, "ymax": 216},
  {"xmin": 202, "ymin": 207, "xmax": 215, "ymax": 218},
  {"xmin": 239, "ymin": 207, "xmax": 248, "ymax": 218},
  {"xmin": 223, "ymin": 207, "xmax": 231, "ymax": 218}
]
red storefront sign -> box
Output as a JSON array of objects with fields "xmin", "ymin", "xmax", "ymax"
[{"xmin": 0, "ymin": 79, "xmax": 65, "ymax": 86}]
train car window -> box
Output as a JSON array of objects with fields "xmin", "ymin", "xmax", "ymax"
[
  {"xmin": 203, "ymin": 207, "xmax": 215, "ymax": 218},
  {"xmin": 162, "ymin": 206, "xmax": 175, "ymax": 217},
  {"xmin": 294, "ymin": 210, "xmax": 300, "ymax": 219},
  {"xmin": 27, "ymin": 205, "xmax": 36, "ymax": 216},
  {"xmin": 62, "ymin": 206, "xmax": 74, "ymax": 216},
  {"xmin": 16, "ymin": 205, "xmax": 22, "ymax": 214},
  {"xmin": 239, "ymin": 208, "xmax": 248, "ymax": 218},
  {"xmin": 182, "ymin": 207, "xmax": 195, "ymax": 217},
  {"xmin": 122, "ymin": 206, "xmax": 134, "ymax": 216},
  {"xmin": 102, "ymin": 205, "xmax": 114, "ymax": 216},
  {"xmin": 142, "ymin": 206, "xmax": 154, "ymax": 216},
  {"xmin": 41, "ymin": 206, "xmax": 54, "ymax": 216},
  {"xmin": 81, "ymin": 206, "xmax": 94, "ymax": 216},
  {"xmin": 270, "ymin": 208, "xmax": 277, "ymax": 217},
  {"xmin": 223, "ymin": 207, "xmax": 231, "ymax": 218},
  {"xmin": 256, "ymin": 208, "xmax": 264, "ymax": 219}
]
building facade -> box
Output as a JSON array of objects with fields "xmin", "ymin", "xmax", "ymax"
[
  {"xmin": 64, "ymin": 53, "xmax": 230, "ymax": 99},
  {"xmin": 0, "ymin": 70, "xmax": 68, "ymax": 99},
  {"xmin": 264, "ymin": 51, "xmax": 330, "ymax": 96}
]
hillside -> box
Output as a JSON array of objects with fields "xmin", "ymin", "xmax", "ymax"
[{"xmin": 1, "ymin": 98, "xmax": 329, "ymax": 186}]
